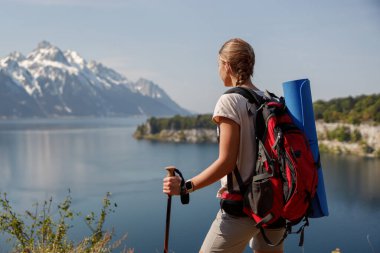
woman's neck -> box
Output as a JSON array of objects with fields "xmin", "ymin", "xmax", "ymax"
[{"xmin": 237, "ymin": 80, "xmax": 259, "ymax": 91}]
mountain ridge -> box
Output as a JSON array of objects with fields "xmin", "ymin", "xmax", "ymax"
[{"xmin": 0, "ymin": 41, "xmax": 190, "ymax": 119}]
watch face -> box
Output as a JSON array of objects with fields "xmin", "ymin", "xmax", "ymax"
[{"xmin": 185, "ymin": 181, "xmax": 193, "ymax": 191}]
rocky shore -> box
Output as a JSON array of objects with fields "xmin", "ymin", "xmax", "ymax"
[
  {"xmin": 134, "ymin": 121, "xmax": 380, "ymax": 157},
  {"xmin": 315, "ymin": 122, "xmax": 380, "ymax": 157},
  {"xmin": 134, "ymin": 127, "xmax": 218, "ymax": 143}
]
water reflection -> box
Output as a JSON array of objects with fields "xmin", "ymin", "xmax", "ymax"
[
  {"xmin": 323, "ymin": 154, "xmax": 380, "ymax": 210},
  {"xmin": 0, "ymin": 118, "xmax": 144, "ymax": 206},
  {"xmin": 0, "ymin": 118, "xmax": 379, "ymax": 253}
]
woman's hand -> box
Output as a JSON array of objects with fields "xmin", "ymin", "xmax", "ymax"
[{"xmin": 163, "ymin": 175, "xmax": 182, "ymax": 196}]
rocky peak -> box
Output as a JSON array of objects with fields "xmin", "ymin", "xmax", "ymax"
[{"xmin": 27, "ymin": 41, "xmax": 69, "ymax": 65}]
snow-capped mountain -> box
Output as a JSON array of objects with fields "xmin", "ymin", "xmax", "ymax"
[{"xmin": 0, "ymin": 41, "xmax": 190, "ymax": 118}]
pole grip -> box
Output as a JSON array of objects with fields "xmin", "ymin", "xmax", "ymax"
[{"xmin": 165, "ymin": 166, "xmax": 176, "ymax": 177}]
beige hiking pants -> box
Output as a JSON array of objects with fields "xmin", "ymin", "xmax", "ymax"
[{"xmin": 200, "ymin": 210, "xmax": 285, "ymax": 253}]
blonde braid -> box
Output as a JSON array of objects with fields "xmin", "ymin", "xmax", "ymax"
[
  {"xmin": 235, "ymin": 56, "xmax": 254, "ymax": 86},
  {"xmin": 219, "ymin": 38, "xmax": 255, "ymax": 86}
]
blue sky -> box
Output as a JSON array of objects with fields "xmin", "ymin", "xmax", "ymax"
[{"xmin": 0, "ymin": 0, "xmax": 379, "ymax": 113}]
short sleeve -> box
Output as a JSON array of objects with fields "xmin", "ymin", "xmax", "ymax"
[{"xmin": 212, "ymin": 94, "xmax": 241, "ymax": 125}]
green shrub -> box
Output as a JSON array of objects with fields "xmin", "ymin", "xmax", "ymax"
[
  {"xmin": 326, "ymin": 126, "xmax": 362, "ymax": 143},
  {"xmin": 326, "ymin": 126, "xmax": 351, "ymax": 142},
  {"xmin": 0, "ymin": 191, "xmax": 130, "ymax": 253}
]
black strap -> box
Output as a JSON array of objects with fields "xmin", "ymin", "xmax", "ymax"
[
  {"xmin": 227, "ymin": 172, "xmax": 234, "ymax": 193},
  {"xmin": 227, "ymin": 166, "xmax": 245, "ymax": 194},
  {"xmin": 233, "ymin": 166, "xmax": 245, "ymax": 193},
  {"xmin": 174, "ymin": 169, "xmax": 189, "ymax": 205},
  {"xmin": 224, "ymin": 86, "xmax": 264, "ymax": 105},
  {"xmin": 259, "ymin": 223, "xmax": 289, "ymax": 247},
  {"xmin": 294, "ymin": 217, "xmax": 310, "ymax": 246},
  {"xmin": 260, "ymin": 217, "xmax": 309, "ymax": 247},
  {"xmin": 257, "ymin": 214, "xmax": 289, "ymax": 247}
]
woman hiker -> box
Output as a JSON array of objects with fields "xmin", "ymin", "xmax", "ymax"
[{"xmin": 163, "ymin": 38, "xmax": 286, "ymax": 253}]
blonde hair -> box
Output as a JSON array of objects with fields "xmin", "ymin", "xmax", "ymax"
[{"xmin": 219, "ymin": 38, "xmax": 255, "ymax": 86}]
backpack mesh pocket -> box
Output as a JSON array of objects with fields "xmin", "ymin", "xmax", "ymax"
[{"xmin": 246, "ymin": 179, "xmax": 273, "ymax": 217}]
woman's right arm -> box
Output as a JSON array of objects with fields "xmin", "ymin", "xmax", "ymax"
[
  {"xmin": 190, "ymin": 116, "xmax": 240, "ymax": 191},
  {"xmin": 163, "ymin": 116, "xmax": 240, "ymax": 196}
]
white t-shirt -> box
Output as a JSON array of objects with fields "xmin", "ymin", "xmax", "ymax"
[{"xmin": 212, "ymin": 89, "xmax": 264, "ymax": 195}]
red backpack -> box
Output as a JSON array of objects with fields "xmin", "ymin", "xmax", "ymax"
[{"xmin": 223, "ymin": 87, "xmax": 318, "ymax": 246}]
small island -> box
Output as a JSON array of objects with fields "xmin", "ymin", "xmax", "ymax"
[
  {"xmin": 134, "ymin": 94, "xmax": 380, "ymax": 157},
  {"xmin": 133, "ymin": 114, "xmax": 217, "ymax": 143}
]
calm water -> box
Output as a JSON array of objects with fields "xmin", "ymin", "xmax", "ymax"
[{"xmin": 0, "ymin": 118, "xmax": 379, "ymax": 253}]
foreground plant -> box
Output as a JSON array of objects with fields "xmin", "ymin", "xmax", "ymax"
[{"xmin": 0, "ymin": 191, "xmax": 132, "ymax": 253}]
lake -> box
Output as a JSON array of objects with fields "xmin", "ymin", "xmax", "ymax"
[{"xmin": 0, "ymin": 117, "xmax": 379, "ymax": 253}]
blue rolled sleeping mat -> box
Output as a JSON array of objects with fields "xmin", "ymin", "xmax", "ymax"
[{"xmin": 282, "ymin": 79, "xmax": 329, "ymax": 218}]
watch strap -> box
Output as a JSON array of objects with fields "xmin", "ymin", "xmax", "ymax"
[{"xmin": 185, "ymin": 180, "xmax": 195, "ymax": 193}]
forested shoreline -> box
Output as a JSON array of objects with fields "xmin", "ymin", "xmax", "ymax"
[{"xmin": 133, "ymin": 93, "xmax": 380, "ymax": 157}]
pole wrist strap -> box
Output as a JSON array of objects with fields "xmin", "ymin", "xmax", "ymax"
[{"xmin": 174, "ymin": 169, "xmax": 190, "ymax": 205}]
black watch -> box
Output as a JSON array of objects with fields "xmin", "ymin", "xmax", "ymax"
[{"xmin": 185, "ymin": 180, "xmax": 194, "ymax": 193}]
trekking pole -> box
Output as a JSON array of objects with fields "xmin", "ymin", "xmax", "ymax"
[{"xmin": 164, "ymin": 166, "xmax": 176, "ymax": 253}]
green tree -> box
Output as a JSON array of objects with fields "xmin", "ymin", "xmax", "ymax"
[{"xmin": 314, "ymin": 93, "xmax": 380, "ymax": 124}]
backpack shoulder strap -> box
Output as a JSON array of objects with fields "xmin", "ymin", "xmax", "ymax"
[
  {"xmin": 223, "ymin": 87, "xmax": 263, "ymax": 194},
  {"xmin": 224, "ymin": 87, "xmax": 264, "ymax": 105}
]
